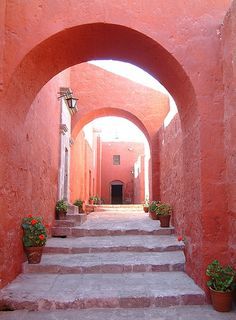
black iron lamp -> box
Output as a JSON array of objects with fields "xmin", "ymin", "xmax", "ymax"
[
  {"xmin": 58, "ymin": 88, "xmax": 78, "ymax": 109},
  {"xmin": 65, "ymin": 96, "xmax": 78, "ymax": 109}
]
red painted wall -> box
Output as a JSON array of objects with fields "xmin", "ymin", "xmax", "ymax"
[
  {"xmin": 158, "ymin": 115, "xmax": 199, "ymax": 271},
  {"xmin": 0, "ymin": 0, "xmax": 234, "ymax": 290},
  {"xmin": 222, "ymin": 2, "xmax": 236, "ymax": 269},
  {"xmin": 101, "ymin": 142, "xmax": 144, "ymax": 204},
  {"xmin": 133, "ymin": 155, "xmax": 145, "ymax": 204},
  {"xmin": 70, "ymin": 130, "xmax": 100, "ymax": 204},
  {"xmin": 0, "ymin": 70, "xmax": 70, "ymax": 287}
]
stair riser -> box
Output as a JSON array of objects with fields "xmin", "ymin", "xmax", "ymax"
[
  {"xmin": 54, "ymin": 221, "xmax": 75, "ymax": 227},
  {"xmin": 23, "ymin": 263, "xmax": 184, "ymax": 274},
  {"xmin": 51, "ymin": 227, "xmax": 72, "ymax": 237},
  {"xmin": 72, "ymin": 229, "xmax": 174, "ymax": 237},
  {"xmin": 65, "ymin": 214, "xmax": 87, "ymax": 224},
  {"xmin": 44, "ymin": 245, "xmax": 183, "ymax": 254},
  {"xmin": 1, "ymin": 295, "xmax": 206, "ymax": 311}
]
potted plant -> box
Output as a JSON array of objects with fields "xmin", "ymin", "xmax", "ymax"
[
  {"xmin": 149, "ymin": 201, "xmax": 159, "ymax": 220},
  {"xmin": 156, "ymin": 202, "xmax": 172, "ymax": 227},
  {"xmin": 143, "ymin": 199, "xmax": 149, "ymax": 213},
  {"xmin": 21, "ymin": 215, "xmax": 47, "ymax": 264},
  {"xmin": 206, "ymin": 259, "xmax": 236, "ymax": 312},
  {"xmin": 55, "ymin": 199, "xmax": 68, "ymax": 220},
  {"xmin": 73, "ymin": 199, "xmax": 84, "ymax": 213},
  {"xmin": 93, "ymin": 195, "xmax": 100, "ymax": 205},
  {"xmin": 89, "ymin": 196, "xmax": 95, "ymax": 205}
]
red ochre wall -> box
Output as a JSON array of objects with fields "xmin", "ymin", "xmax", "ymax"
[
  {"xmin": 0, "ymin": 0, "xmax": 234, "ymax": 291},
  {"xmin": 222, "ymin": 2, "xmax": 236, "ymax": 268},
  {"xmin": 101, "ymin": 142, "xmax": 144, "ymax": 204},
  {"xmin": 0, "ymin": 70, "xmax": 70, "ymax": 287},
  {"xmin": 70, "ymin": 130, "xmax": 100, "ymax": 204},
  {"xmin": 133, "ymin": 155, "xmax": 145, "ymax": 204}
]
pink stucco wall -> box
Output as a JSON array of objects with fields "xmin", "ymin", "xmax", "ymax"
[
  {"xmin": 101, "ymin": 142, "xmax": 145, "ymax": 204},
  {"xmin": 0, "ymin": 0, "xmax": 234, "ymax": 291}
]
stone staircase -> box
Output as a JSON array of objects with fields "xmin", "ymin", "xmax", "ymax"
[{"xmin": 0, "ymin": 206, "xmax": 206, "ymax": 311}]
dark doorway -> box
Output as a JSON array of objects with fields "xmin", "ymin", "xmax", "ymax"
[{"xmin": 111, "ymin": 184, "xmax": 123, "ymax": 204}]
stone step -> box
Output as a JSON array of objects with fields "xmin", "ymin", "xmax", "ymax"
[
  {"xmin": 65, "ymin": 213, "xmax": 87, "ymax": 224},
  {"xmin": 51, "ymin": 214, "xmax": 87, "ymax": 237},
  {"xmin": 23, "ymin": 251, "xmax": 185, "ymax": 274},
  {"xmin": 44, "ymin": 235, "xmax": 183, "ymax": 254},
  {"xmin": 66, "ymin": 211, "xmax": 174, "ymax": 237},
  {"xmin": 94, "ymin": 205, "xmax": 144, "ymax": 212},
  {"xmin": 54, "ymin": 220, "xmax": 75, "ymax": 228},
  {"xmin": 96, "ymin": 205, "xmax": 143, "ymax": 208},
  {"xmin": 0, "ymin": 306, "xmax": 236, "ymax": 320},
  {"xmin": 71, "ymin": 226, "xmax": 174, "ymax": 237},
  {"xmin": 0, "ymin": 272, "xmax": 206, "ymax": 311},
  {"xmin": 67, "ymin": 204, "xmax": 79, "ymax": 214}
]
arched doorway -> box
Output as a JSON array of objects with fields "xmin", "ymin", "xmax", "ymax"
[{"xmin": 110, "ymin": 180, "xmax": 124, "ymax": 204}]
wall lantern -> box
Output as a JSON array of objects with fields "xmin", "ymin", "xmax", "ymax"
[
  {"xmin": 65, "ymin": 96, "xmax": 78, "ymax": 109},
  {"xmin": 58, "ymin": 88, "xmax": 78, "ymax": 109}
]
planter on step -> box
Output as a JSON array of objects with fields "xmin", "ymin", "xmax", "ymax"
[
  {"xmin": 149, "ymin": 211, "xmax": 158, "ymax": 220},
  {"xmin": 143, "ymin": 206, "xmax": 149, "ymax": 213},
  {"xmin": 155, "ymin": 203, "xmax": 172, "ymax": 227},
  {"xmin": 209, "ymin": 288, "xmax": 233, "ymax": 312},
  {"xmin": 57, "ymin": 209, "xmax": 67, "ymax": 220},
  {"xmin": 21, "ymin": 216, "xmax": 47, "ymax": 264},
  {"xmin": 24, "ymin": 246, "xmax": 44, "ymax": 264},
  {"xmin": 159, "ymin": 214, "xmax": 171, "ymax": 227},
  {"xmin": 55, "ymin": 200, "xmax": 68, "ymax": 220},
  {"xmin": 206, "ymin": 260, "xmax": 235, "ymax": 312}
]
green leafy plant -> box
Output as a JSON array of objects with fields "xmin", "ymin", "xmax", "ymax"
[
  {"xmin": 22, "ymin": 216, "xmax": 47, "ymax": 247},
  {"xmin": 156, "ymin": 202, "xmax": 172, "ymax": 216},
  {"xmin": 73, "ymin": 199, "xmax": 83, "ymax": 208},
  {"xmin": 206, "ymin": 260, "xmax": 236, "ymax": 292},
  {"xmin": 55, "ymin": 199, "xmax": 68, "ymax": 212},
  {"xmin": 149, "ymin": 200, "xmax": 160, "ymax": 212},
  {"xmin": 94, "ymin": 196, "xmax": 99, "ymax": 204},
  {"xmin": 90, "ymin": 195, "xmax": 100, "ymax": 204},
  {"xmin": 143, "ymin": 198, "xmax": 149, "ymax": 208}
]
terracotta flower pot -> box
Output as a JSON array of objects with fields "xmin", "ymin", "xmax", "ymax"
[
  {"xmin": 210, "ymin": 287, "xmax": 233, "ymax": 312},
  {"xmin": 159, "ymin": 215, "xmax": 171, "ymax": 227},
  {"xmin": 149, "ymin": 211, "xmax": 158, "ymax": 220},
  {"xmin": 57, "ymin": 210, "xmax": 67, "ymax": 220},
  {"xmin": 24, "ymin": 246, "xmax": 44, "ymax": 264},
  {"xmin": 143, "ymin": 206, "xmax": 149, "ymax": 213}
]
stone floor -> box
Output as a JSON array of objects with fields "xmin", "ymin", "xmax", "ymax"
[{"xmin": 0, "ymin": 306, "xmax": 235, "ymax": 320}]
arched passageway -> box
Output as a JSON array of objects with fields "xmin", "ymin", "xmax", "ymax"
[{"xmin": 71, "ymin": 112, "xmax": 151, "ymax": 206}]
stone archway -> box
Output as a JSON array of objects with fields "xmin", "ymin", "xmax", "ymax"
[
  {"xmin": 71, "ymin": 103, "xmax": 166, "ymax": 202},
  {"xmin": 0, "ymin": 10, "xmax": 229, "ymax": 290},
  {"xmin": 0, "ymin": 22, "xmax": 200, "ymax": 288}
]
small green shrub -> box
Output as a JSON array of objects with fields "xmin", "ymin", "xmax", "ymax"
[
  {"xmin": 22, "ymin": 216, "xmax": 47, "ymax": 247},
  {"xmin": 55, "ymin": 199, "xmax": 68, "ymax": 212},
  {"xmin": 206, "ymin": 260, "xmax": 236, "ymax": 292},
  {"xmin": 156, "ymin": 203, "xmax": 172, "ymax": 216},
  {"xmin": 149, "ymin": 201, "xmax": 160, "ymax": 212},
  {"xmin": 73, "ymin": 199, "xmax": 83, "ymax": 208}
]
